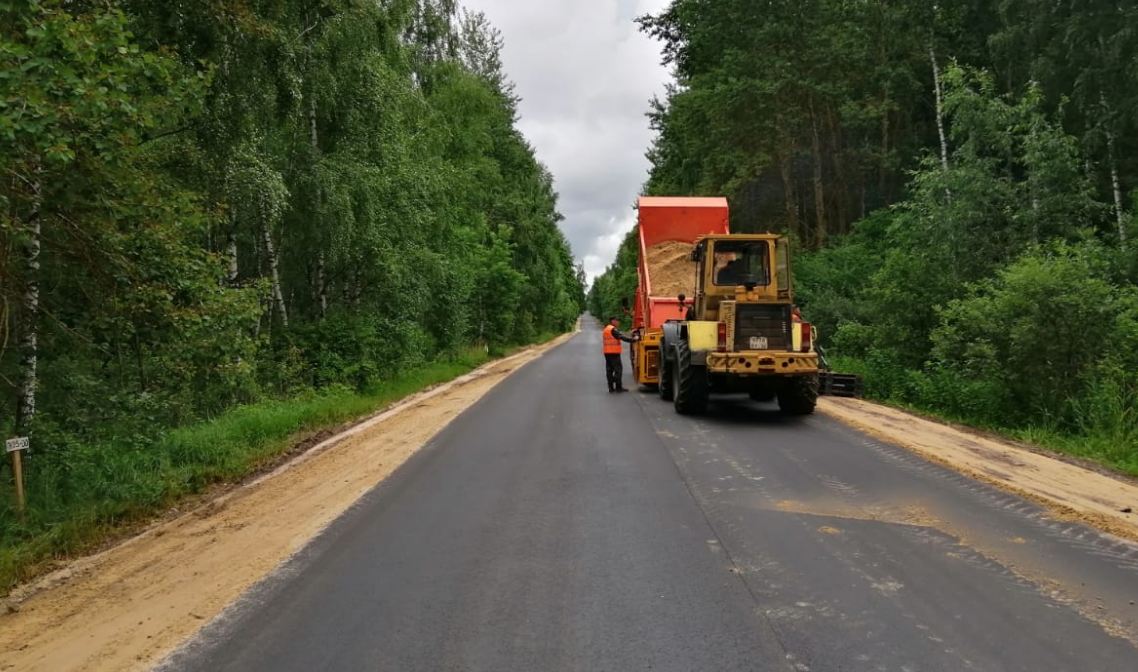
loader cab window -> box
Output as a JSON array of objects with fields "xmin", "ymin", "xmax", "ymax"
[
  {"xmin": 776, "ymin": 238, "xmax": 790, "ymax": 294},
  {"xmin": 712, "ymin": 241, "xmax": 770, "ymax": 287}
]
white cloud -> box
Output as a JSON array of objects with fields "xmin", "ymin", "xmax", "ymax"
[
  {"xmin": 582, "ymin": 211, "xmax": 637, "ymax": 280},
  {"xmin": 461, "ymin": 0, "xmax": 673, "ymax": 282}
]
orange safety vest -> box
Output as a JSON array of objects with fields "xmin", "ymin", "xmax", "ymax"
[{"xmin": 602, "ymin": 325, "xmax": 623, "ymax": 355}]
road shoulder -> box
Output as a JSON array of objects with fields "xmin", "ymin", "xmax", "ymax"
[{"xmin": 819, "ymin": 397, "xmax": 1138, "ymax": 542}]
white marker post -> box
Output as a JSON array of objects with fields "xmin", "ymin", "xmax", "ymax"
[{"xmin": 6, "ymin": 437, "xmax": 29, "ymax": 516}]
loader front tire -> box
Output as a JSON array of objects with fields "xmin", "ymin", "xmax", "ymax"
[
  {"xmin": 778, "ymin": 374, "xmax": 818, "ymax": 416},
  {"xmin": 673, "ymin": 342, "xmax": 708, "ymax": 415}
]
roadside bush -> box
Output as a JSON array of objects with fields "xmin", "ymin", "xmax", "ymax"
[
  {"xmin": 909, "ymin": 365, "xmax": 1007, "ymax": 426},
  {"xmin": 793, "ymin": 211, "xmax": 891, "ymax": 339},
  {"xmin": 930, "ymin": 241, "xmax": 1116, "ymax": 426},
  {"xmin": 830, "ymin": 349, "xmax": 916, "ymax": 402}
]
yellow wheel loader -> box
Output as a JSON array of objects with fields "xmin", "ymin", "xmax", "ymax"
[{"xmin": 630, "ymin": 197, "xmax": 861, "ymax": 416}]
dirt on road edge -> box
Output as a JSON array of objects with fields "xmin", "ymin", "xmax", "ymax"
[
  {"xmin": 0, "ymin": 329, "xmax": 577, "ymax": 672},
  {"xmin": 818, "ymin": 397, "xmax": 1138, "ymax": 542}
]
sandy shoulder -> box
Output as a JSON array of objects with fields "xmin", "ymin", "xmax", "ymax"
[
  {"xmin": 0, "ymin": 331, "xmax": 575, "ymax": 672},
  {"xmin": 819, "ymin": 397, "xmax": 1138, "ymax": 541}
]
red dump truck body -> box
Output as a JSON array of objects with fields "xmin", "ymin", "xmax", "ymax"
[{"xmin": 634, "ymin": 197, "xmax": 731, "ymax": 329}]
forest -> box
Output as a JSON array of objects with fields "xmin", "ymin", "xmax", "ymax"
[
  {"xmin": 591, "ymin": 0, "xmax": 1138, "ymax": 473},
  {"xmin": 1, "ymin": 0, "xmax": 584, "ymax": 586}
]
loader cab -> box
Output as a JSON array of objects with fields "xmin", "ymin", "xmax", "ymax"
[{"xmin": 690, "ymin": 234, "xmax": 792, "ymax": 320}]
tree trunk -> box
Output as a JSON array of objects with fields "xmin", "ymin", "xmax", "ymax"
[
  {"xmin": 879, "ymin": 89, "xmax": 891, "ymax": 202},
  {"xmin": 308, "ymin": 94, "xmax": 330, "ymax": 317},
  {"xmin": 827, "ymin": 106, "xmax": 848, "ymax": 234},
  {"xmin": 930, "ymin": 45, "xmax": 950, "ymax": 175},
  {"xmin": 349, "ymin": 266, "xmax": 362, "ymax": 309},
  {"xmin": 262, "ymin": 222, "xmax": 288, "ymax": 327},
  {"xmin": 226, "ymin": 211, "xmax": 239, "ymax": 285},
  {"xmin": 317, "ymin": 253, "xmax": 328, "ymax": 318},
  {"xmin": 1106, "ymin": 129, "xmax": 1126, "ymax": 245},
  {"xmin": 931, "ymin": 45, "xmax": 957, "ymax": 280},
  {"xmin": 777, "ymin": 145, "xmax": 799, "ymax": 237},
  {"xmin": 1031, "ymin": 196, "xmax": 1040, "ymax": 244},
  {"xmin": 309, "ymin": 96, "xmax": 319, "ymax": 152},
  {"xmin": 15, "ymin": 171, "xmax": 42, "ymax": 435},
  {"xmin": 134, "ymin": 333, "xmax": 147, "ymax": 392},
  {"xmin": 809, "ymin": 99, "xmax": 827, "ymax": 247},
  {"xmin": 219, "ymin": 33, "xmax": 239, "ymax": 288},
  {"xmin": 875, "ymin": 11, "xmax": 891, "ymax": 204}
]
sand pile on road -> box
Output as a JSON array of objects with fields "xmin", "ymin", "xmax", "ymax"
[{"xmin": 646, "ymin": 240, "xmax": 695, "ymax": 299}]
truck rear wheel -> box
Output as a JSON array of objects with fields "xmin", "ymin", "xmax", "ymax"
[
  {"xmin": 778, "ymin": 374, "xmax": 818, "ymax": 416},
  {"xmin": 673, "ymin": 342, "xmax": 708, "ymax": 415}
]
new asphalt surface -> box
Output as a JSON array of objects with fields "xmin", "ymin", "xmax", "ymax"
[{"xmin": 165, "ymin": 318, "xmax": 1138, "ymax": 671}]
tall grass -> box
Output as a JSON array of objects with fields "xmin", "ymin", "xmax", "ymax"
[
  {"xmin": 1020, "ymin": 373, "xmax": 1138, "ymax": 476},
  {"xmin": 1017, "ymin": 428, "xmax": 1138, "ymax": 476},
  {"xmin": 0, "ymin": 348, "xmax": 497, "ymax": 593}
]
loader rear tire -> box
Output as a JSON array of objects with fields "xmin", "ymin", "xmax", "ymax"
[
  {"xmin": 673, "ymin": 342, "xmax": 708, "ymax": 415},
  {"xmin": 659, "ymin": 354, "xmax": 674, "ymax": 401},
  {"xmin": 778, "ymin": 374, "xmax": 818, "ymax": 416}
]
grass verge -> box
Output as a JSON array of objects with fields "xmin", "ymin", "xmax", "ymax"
[
  {"xmin": 0, "ymin": 341, "xmax": 553, "ymax": 595},
  {"xmin": 1015, "ymin": 428, "xmax": 1138, "ymax": 478}
]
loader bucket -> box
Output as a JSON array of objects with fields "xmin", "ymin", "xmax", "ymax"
[{"xmin": 819, "ymin": 371, "xmax": 863, "ymax": 398}]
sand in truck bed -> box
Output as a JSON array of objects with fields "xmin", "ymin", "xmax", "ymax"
[{"xmin": 645, "ymin": 240, "xmax": 696, "ymax": 299}]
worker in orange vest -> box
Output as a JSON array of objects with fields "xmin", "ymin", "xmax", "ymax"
[{"xmin": 603, "ymin": 316, "xmax": 639, "ymax": 393}]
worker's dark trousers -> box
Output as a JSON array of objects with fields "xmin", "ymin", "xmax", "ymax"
[{"xmin": 604, "ymin": 354, "xmax": 624, "ymax": 391}]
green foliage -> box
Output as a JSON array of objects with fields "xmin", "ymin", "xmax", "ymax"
[
  {"xmin": 792, "ymin": 210, "xmax": 891, "ymax": 343},
  {"xmin": 929, "ymin": 241, "xmax": 1119, "ymax": 425},
  {"xmin": 624, "ymin": 0, "xmax": 1138, "ymax": 473},
  {"xmin": 587, "ymin": 227, "xmax": 640, "ymax": 328},
  {"xmin": 0, "ymin": 0, "xmax": 583, "ymax": 588},
  {"xmin": 637, "ymin": 0, "xmax": 994, "ymax": 242},
  {"xmin": 797, "ymin": 69, "xmax": 1135, "ymax": 473}
]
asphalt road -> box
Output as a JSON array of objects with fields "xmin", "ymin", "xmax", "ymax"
[{"xmin": 166, "ymin": 318, "xmax": 1138, "ymax": 672}]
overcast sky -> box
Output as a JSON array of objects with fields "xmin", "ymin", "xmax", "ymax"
[{"xmin": 462, "ymin": 0, "xmax": 673, "ymax": 282}]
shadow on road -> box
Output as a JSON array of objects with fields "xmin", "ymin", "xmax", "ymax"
[{"xmin": 637, "ymin": 390, "xmax": 809, "ymax": 428}]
